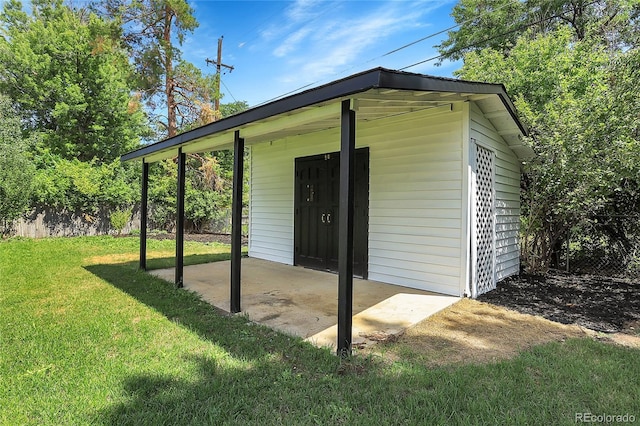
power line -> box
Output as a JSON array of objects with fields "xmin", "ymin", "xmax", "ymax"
[
  {"xmin": 383, "ymin": 22, "xmax": 460, "ymax": 58},
  {"xmin": 338, "ymin": 0, "xmax": 523, "ymax": 74},
  {"xmin": 251, "ymin": 0, "xmax": 594, "ymax": 106},
  {"xmin": 253, "ymin": 81, "xmax": 319, "ymax": 107},
  {"xmin": 251, "ymin": 0, "xmax": 520, "ymax": 106},
  {"xmin": 217, "ymin": 3, "xmax": 337, "ymax": 108},
  {"xmin": 400, "ymin": 0, "xmax": 600, "ymax": 71},
  {"xmin": 220, "ymin": 79, "xmax": 238, "ymax": 103}
]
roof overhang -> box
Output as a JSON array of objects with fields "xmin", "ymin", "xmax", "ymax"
[{"xmin": 121, "ymin": 67, "xmax": 533, "ymax": 163}]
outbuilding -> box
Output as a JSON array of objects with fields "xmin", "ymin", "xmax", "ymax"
[{"xmin": 122, "ymin": 68, "xmax": 532, "ymax": 354}]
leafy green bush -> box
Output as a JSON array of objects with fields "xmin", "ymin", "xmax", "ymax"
[
  {"xmin": 25, "ymin": 151, "xmax": 242, "ymax": 234},
  {"xmin": 31, "ymin": 153, "xmax": 140, "ymax": 213},
  {"xmin": 0, "ymin": 95, "xmax": 36, "ymax": 230},
  {"xmin": 109, "ymin": 208, "xmax": 132, "ymax": 236}
]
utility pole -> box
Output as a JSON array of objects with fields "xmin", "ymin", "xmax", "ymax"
[{"xmin": 205, "ymin": 36, "xmax": 234, "ymax": 119}]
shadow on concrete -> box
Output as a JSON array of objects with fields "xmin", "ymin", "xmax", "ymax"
[{"xmin": 145, "ymin": 258, "xmax": 459, "ymax": 350}]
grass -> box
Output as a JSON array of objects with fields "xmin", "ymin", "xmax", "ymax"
[{"xmin": 1, "ymin": 236, "xmax": 639, "ymax": 425}]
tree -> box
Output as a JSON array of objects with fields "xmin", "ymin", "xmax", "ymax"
[
  {"xmin": 145, "ymin": 100, "xmax": 249, "ymax": 231},
  {"xmin": 99, "ymin": 0, "xmax": 218, "ymax": 138},
  {"xmin": 220, "ymin": 101, "xmax": 249, "ymax": 119},
  {"xmin": 442, "ymin": 0, "xmax": 640, "ymax": 270},
  {"xmin": 436, "ymin": 0, "xmax": 638, "ymax": 61},
  {"xmin": 0, "ymin": 0, "xmax": 146, "ymax": 162},
  {"xmin": 436, "ymin": 0, "xmax": 526, "ymax": 60},
  {"xmin": 0, "ymin": 95, "xmax": 36, "ymax": 232}
]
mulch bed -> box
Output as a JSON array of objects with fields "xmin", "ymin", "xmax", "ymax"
[{"xmin": 479, "ymin": 270, "xmax": 640, "ymax": 334}]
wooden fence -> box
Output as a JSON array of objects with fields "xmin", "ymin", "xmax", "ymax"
[
  {"xmin": 9, "ymin": 207, "xmax": 141, "ymax": 238},
  {"xmin": 6, "ymin": 206, "xmax": 237, "ymax": 238}
]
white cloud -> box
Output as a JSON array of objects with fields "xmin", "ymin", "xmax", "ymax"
[
  {"xmin": 273, "ymin": 0, "xmax": 450, "ymax": 86},
  {"xmin": 261, "ymin": 0, "xmax": 330, "ymax": 43},
  {"xmin": 273, "ymin": 27, "xmax": 313, "ymax": 58},
  {"xmin": 286, "ymin": 0, "xmax": 325, "ymax": 22}
]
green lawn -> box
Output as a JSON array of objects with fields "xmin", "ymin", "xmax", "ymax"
[{"xmin": 1, "ymin": 237, "xmax": 638, "ymax": 425}]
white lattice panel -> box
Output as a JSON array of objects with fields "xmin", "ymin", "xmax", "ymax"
[{"xmin": 474, "ymin": 145, "xmax": 495, "ymax": 296}]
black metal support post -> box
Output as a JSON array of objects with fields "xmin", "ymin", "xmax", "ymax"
[
  {"xmin": 139, "ymin": 161, "xmax": 149, "ymax": 270},
  {"xmin": 337, "ymin": 99, "xmax": 355, "ymax": 357},
  {"xmin": 175, "ymin": 149, "xmax": 186, "ymax": 288},
  {"xmin": 230, "ymin": 131, "xmax": 244, "ymax": 313}
]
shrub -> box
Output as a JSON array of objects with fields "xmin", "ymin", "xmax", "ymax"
[{"xmin": 109, "ymin": 208, "xmax": 132, "ymax": 236}]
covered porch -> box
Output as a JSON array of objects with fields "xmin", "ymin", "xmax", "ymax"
[
  {"xmin": 149, "ymin": 258, "xmax": 460, "ymax": 349},
  {"xmin": 122, "ymin": 68, "xmax": 530, "ymax": 355}
]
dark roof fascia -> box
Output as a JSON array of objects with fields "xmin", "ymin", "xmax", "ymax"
[
  {"xmin": 121, "ymin": 68, "xmax": 382, "ymax": 162},
  {"xmin": 121, "ymin": 67, "xmax": 527, "ymax": 162},
  {"xmin": 377, "ymin": 71, "xmax": 528, "ymax": 137}
]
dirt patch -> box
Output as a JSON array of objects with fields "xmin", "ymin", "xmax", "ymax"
[
  {"xmin": 605, "ymin": 332, "xmax": 640, "ymax": 348},
  {"xmin": 369, "ymin": 272, "xmax": 639, "ymax": 365},
  {"xmin": 368, "ymin": 299, "xmax": 586, "ymax": 366},
  {"xmin": 478, "ymin": 271, "xmax": 640, "ymax": 334}
]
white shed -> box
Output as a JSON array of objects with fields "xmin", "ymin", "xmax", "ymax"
[{"xmin": 122, "ymin": 68, "xmax": 532, "ymax": 353}]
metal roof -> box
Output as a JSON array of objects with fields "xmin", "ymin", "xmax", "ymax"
[{"xmin": 121, "ymin": 67, "xmax": 532, "ymax": 163}]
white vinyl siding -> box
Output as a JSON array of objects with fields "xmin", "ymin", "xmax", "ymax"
[
  {"xmin": 249, "ymin": 106, "xmax": 465, "ymax": 296},
  {"xmin": 469, "ymin": 102, "xmax": 521, "ymax": 281},
  {"xmin": 249, "ymin": 132, "xmax": 341, "ymax": 264},
  {"xmin": 363, "ymin": 108, "xmax": 464, "ymax": 296}
]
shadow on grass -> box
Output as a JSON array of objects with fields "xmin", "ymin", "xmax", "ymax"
[
  {"xmin": 85, "ymin": 259, "xmax": 387, "ymax": 423},
  {"xmin": 84, "ymin": 261, "xmax": 640, "ymax": 425},
  {"xmin": 144, "ymin": 252, "xmax": 236, "ymax": 271},
  {"xmin": 85, "ymin": 259, "xmax": 330, "ymax": 362},
  {"xmin": 94, "ymin": 352, "xmax": 375, "ymax": 425}
]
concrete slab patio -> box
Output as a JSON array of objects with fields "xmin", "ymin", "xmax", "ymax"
[{"xmin": 149, "ymin": 258, "xmax": 460, "ymax": 349}]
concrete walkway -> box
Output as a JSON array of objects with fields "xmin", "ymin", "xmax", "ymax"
[{"xmin": 149, "ymin": 258, "xmax": 460, "ymax": 349}]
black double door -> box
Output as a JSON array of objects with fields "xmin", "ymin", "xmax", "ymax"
[{"xmin": 294, "ymin": 148, "xmax": 369, "ymax": 278}]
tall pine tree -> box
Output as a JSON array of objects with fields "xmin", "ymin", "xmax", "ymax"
[{"xmin": 99, "ymin": 0, "xmax": 218, "ymax": 138}]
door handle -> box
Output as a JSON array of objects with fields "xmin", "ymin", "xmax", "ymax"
[
  {"xmin": 327, "ymin": 213, "xmax": 331, "ymax": 224},
  {"xmin": 321, "ymin": 213, "xmax": 326, "ymax": 224}
]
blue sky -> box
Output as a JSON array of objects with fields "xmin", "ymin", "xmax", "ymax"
[{"xmin": 181, "ymin": 0, "xmax": 461, "ymax": 107}]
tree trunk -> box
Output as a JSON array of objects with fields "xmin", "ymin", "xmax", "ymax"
[{"xmin": 164, "ymin": 5, "xmax": 176, "ymax": 138}]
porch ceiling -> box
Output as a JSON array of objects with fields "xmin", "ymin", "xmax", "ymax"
[{"xmin": 121, "ymin": 68, "xmax": 533, "ymax": 164}]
